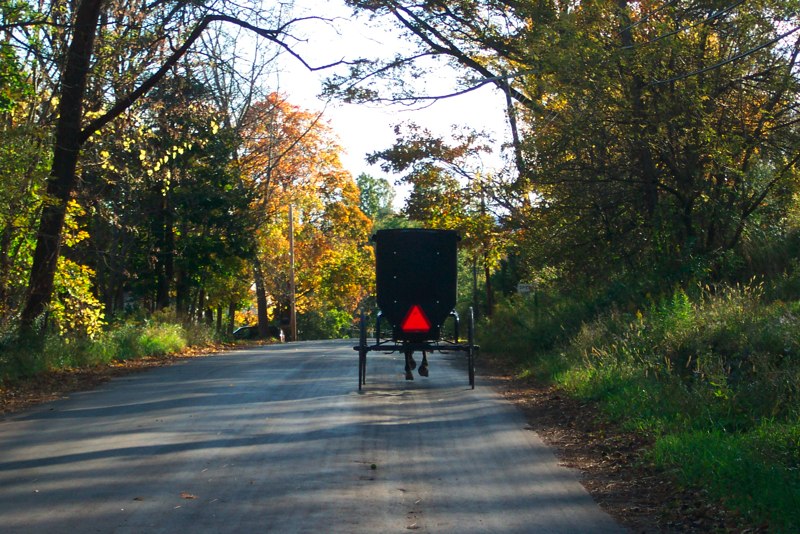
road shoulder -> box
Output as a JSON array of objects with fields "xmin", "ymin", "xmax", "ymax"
[{"xmin": 481, "ymin": 355, "xmax": 744, "ymax": 533}]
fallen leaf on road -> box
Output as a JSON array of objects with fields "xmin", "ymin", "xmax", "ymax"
[{"xmin": 180, "ymin": 492, "xmax": 197, "ymax": 500}]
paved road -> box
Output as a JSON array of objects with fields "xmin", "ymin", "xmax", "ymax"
[{"xmin": 0, "ymin": 340, "xmax": 623, "ymax": 533}]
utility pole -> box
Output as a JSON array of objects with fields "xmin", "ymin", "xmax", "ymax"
[{"xmin": 288, "ymin": 204, "xmax": 297, "ymax": 342}]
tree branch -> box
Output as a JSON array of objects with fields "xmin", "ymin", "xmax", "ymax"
[
  {"xmin": 386, "ymin": 2, "xmax": 539, "ymax": 110},
  {"xmin": 649, "ymin": 24, "xmax": 800, "ymax": 86},
  {"xmin": 80, "ymin": 14, "xmax": 347, "ymax": 144}
]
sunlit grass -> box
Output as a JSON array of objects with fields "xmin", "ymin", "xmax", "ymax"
[
  {"xmin": 651, "ymin": 425, "xmax": 800, "ymax": 531},
  {"xmin": 1, "ymin": 319, "xmax": 221, "ymax": 383},
  {"xmin": 483, "ymin": 281, "xmax": 800, "ymax": 530}
]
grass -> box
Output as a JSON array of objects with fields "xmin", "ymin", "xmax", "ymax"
[
  {"xmin": 651, "ymin": 424, "xmax": 800, "ymax": 531},
  {"xmin": 0, "ymin": 319, "xmax": 221, "ymax": 384},
  {"xmin": 135, "ymin": 323, "xmax": 187, "ymax": 357},
  {"xmin": 480, "ymin": 282, "xmax": 800, "ymax": 531}
]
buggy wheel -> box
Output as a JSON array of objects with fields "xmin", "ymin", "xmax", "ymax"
[
  {"xmin": 467, "ymin": 307, "xmax": 476, "ymax": 389},
  {"xmin": 358, "ymin": 312, "xmax": 367, "ymax": 390}
]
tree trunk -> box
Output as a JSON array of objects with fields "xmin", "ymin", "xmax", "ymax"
[
  {"xmin": 20, "ymin": 0, "xmax": 104, "ymax": 331},
  {"xmin": 155, "ymin": 191, "xmax": 174, "ymax": 310},
  {"xmin": 227, "ymin": 301, "xmax": 236, "ymax": 334},
  {"xmin": 616, "ymin": 0, "xmax": 659, "ymax": 219},
  {"xmin": 0, "ymin": 224, "xmax": 12, "ymax": 313},
  {"xmin": 175, "ymin": 265, "xmax": 189, "ymax": 318},
  {"xmin": 502, "ymin": 70, "xmax": 527, "ymax": 187},
  {"xmin": 484, "ymin": 255, "xmax": 494, "ymax": 317},
  {"xmin": 113, "ymin": 278, "xmax": 125, "ymax": 315},
  {"xmin": 253, "ymin": 261, "xmax": 269, "ymax": 336},
  {"xmin": 197, "ymin": 288, "xmax": 205, "ymax": 323},
  {"xmin": 472, "ymin": 256, "xmax": 479, "ymax": 318},
  {"xmin": 188, "ymin": 288, "xmax": 199, "ymax": 323}
]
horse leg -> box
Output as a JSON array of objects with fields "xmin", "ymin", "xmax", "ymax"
[
  {"xmin": 404, "ymin": 349, "xmax": 415, "ymax": 380},
  {"xmin": 419, "ymin": 351, "xmax": 429, "ymax": 377}
]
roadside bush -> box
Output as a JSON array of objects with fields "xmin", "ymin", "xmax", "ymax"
[
  {"xmin": 298, "ymin": 308, "xmax": 353, "ymax": 340},
  {"xmin": 136, "ymin": 323, "xmax": 187, "ymax": 357},
  {"xmin": 181, "ymin": 321, "xmax": 218, "ymax": 347},
  {"xmin": 108, "ymin": 322, "xmax": 146, "ymax": 360},
  {"xmin": 0, "ymin": 331, "xmax": 112, "ymax": 381},
  {"xmin": 478, "ymin": 292, "xmax": 595, "ymax": 359},
  {"xmin": 486, "ymin": 279, "xmax": 800, "ymax": 529},
  {"xmin": 0, "ymin": 319, "xmax": 208, "ymax": 383},
  {"xmin": 0, "ymin": 336, "xmax": 47, "ymax": 380},
  {"xmin": 559, "ymin": 284, "xmax": 800, "ymax": 430}
]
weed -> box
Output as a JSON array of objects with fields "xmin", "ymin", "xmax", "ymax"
[
  {"xmin": 0, "ymin": 320, "xmax": 218, "ymax": 384},
  {"xmin": 137, "ymin": 323, "xmax": 186, "ymax": 357},
  {"xmin": 651, "ymin": 427, "xmax": 800, "ymax": 530},
  {"xmin": 485, "ymin": 280, "xmax": 800, "ymax": 529}
]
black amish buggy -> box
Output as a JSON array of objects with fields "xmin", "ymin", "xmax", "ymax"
[{"xmin": 354, "ymin": 228, "xmax": 478, "ymax": 390}]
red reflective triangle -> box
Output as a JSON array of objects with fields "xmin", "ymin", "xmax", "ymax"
[{"xmin": 401, "ymin": 305, "xmax": 431, "ymax": 333}]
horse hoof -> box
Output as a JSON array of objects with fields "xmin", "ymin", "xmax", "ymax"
[
  {"xmin": 405, "ymin": 371, "xmax": 414, "ymax": 380},
  {"xmin": 419, "ymin": 365, "xmax": 428, "ymax": 377}
]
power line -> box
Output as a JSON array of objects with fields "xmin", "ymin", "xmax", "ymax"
[
  {"xmin": 649, "ymin": 24, "xmax": 800, "ymax": 86},
  {"xmin": 616, "ymin": 0, "xmax": 683, "ymax": 35}
]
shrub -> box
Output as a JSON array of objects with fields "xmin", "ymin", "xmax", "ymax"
[
  {"xmin": 181, "ymin": 322, "xmax": 218, "ymax": 347},
  {"xmin": 478, "ymin": 292, "xmax": 596, "ymax": 358},
  {"xmin": 482, "ymin": 260, "xmax": 800, "ymax": 529},
  {"xmin": 556, "ymin": 283, "xmax": 800, "ymax": 427},
  {"xmin": 108, "ymin": 323, "xmax": 146, "ymax": 360},
  {"xmin": 297, "ymin": 308, "xmax": 354, "ymax": 339},
  {"xmin": 499, "ymin": 280, "xmax": 800, "ymax": 530},
  {"xmin": 1, "ymin": 319, "xmax": 196, "ymax": 382},
  {"xmin": 137, "ymin": 323, "xmax": 186, "ymax": 356}
]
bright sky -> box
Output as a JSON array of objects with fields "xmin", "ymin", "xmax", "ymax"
[{"xmin": 270, "ymin": 0, "xmax": 511, "ymax": 207}]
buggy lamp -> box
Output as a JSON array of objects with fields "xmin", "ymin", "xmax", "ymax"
[{"xmin": 401, "ymin": 305, "xmax": 432, "ymax": 333}]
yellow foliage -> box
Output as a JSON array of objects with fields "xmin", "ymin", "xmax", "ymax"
[
  {"xmin": 242, "ymin": 93, "xmax": 374, "ymax": 319},
  {"xmin": 51, "ymin": 257, "xmax": 106, "ymax": 340},
  {"xmin": 62, "ymin": 200, "xmax": 89, "ymax": 247}
]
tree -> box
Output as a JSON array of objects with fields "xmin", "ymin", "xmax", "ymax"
[
  {"xmin": 355, "ymin": 172, "xmax": 395, "ymax": 223},
  {"xmin": 0, "ymin": 1, "xmax": 32, "ymax": 114},
  {"xmin": 240, "ymin": 93, "xmax": 373, "ymax": 338},
  {"xmin": 19, "ymin": 0, "xmax": 104, "ymax": 332},
  {"xmin": 1, "ymin": 0, "xmax": 91, "ymax": 328},
  {"xmin": 76, "ymin": 60, "xmax": 257, "ymax": 322},
  {"xmin": 505, "ymin": 0, "xmax": 800, "ymax": 282},
  {"xmin": 0, "ymin": 46, "xmax": 42, "ymax": 322},
  {"xmin": 368, "ymin": 122, "xmax": 506, "ymax": 315},
  {"xmin": 341, "ymin": 0, "xmax": 800, "ymax": 288},
  {"xmin": 17, "ymin": 0, "xmax": 349, "ymax": 331}
]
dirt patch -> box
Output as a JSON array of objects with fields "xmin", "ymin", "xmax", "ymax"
[{"xmin": 480, "ymin": 355, "xmax": 758, "ymax": 533}]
